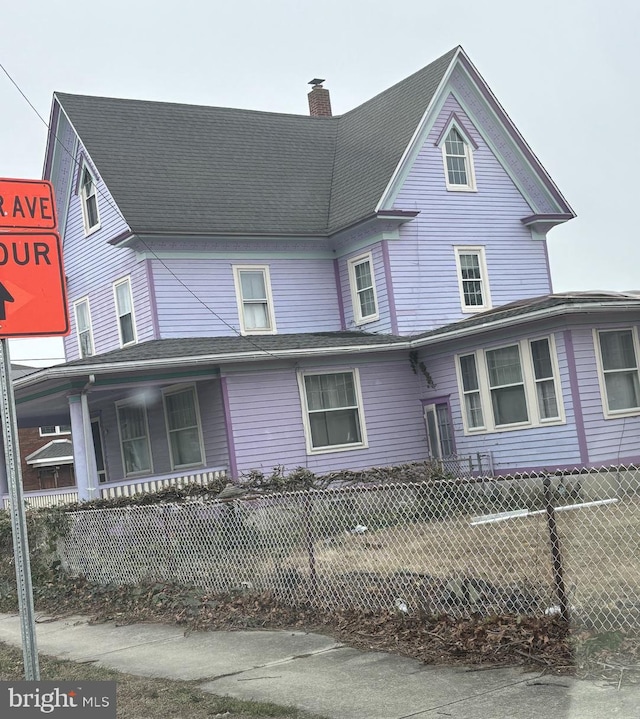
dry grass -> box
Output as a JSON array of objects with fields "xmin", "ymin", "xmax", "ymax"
[{"xmin": 273, "ymin": 498, "xmax": 640, "ymax": 627}]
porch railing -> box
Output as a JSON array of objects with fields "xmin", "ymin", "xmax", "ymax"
[
  {"xmin": 98, "ymin": 467, "xmax": 228, "ymax": 499},
  {"xmin": 2, "ymin": 466, "xmax": 228, "ymax": 509}
]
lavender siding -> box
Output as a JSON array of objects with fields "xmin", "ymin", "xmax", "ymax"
[
  {"xmin": 47, "ymin": 111, "xmax": 76, "ymax": 236},
  {"xmin": 224, "ymin": 354, "xmax": 428, "ymax": 476},
  {"xmin": 337, "ymin": 242, "xmax": 393, "ymax": 334},
  {"xmin": 151, "ymin": 257, "xmax": 341, "ymax": 337},
  {"xmin": 94, "ymin": 379, "xmax": 228, "ymax": 483},
  {"xmin": 570, "ymin": 323, "xmax": 640, "ymax": 464},
  {"xmin": 60, "ymin": 144, "xmax": 153, "ymax": 360},
  {"xmin": 417, "ymin": 327, "xmax": 582, "ymax": 472},
  {"xmin": 390, "ymin": 94, "xmax": 550, "ymax": 334}
]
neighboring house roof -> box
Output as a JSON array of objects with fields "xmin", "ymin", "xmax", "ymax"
[
  {"xmin": 25, "ymin": 439, "xmax": 74, "ymax": 467},
  {"xmin": 11, "ymin": 363, "xmax": 39, "ymax": 380},
  {"xmin": 52, "ymin": 48, "xmax": 458, "ymax": 237}
]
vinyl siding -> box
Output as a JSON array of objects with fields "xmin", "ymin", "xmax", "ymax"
[
  {"xmin": 48, "ymin": 110, "xmax": 76, "ymax": 236},
  {"xmin": 571, "ymin": 322, "xmax": 640, "ymax": 464},
  {"xmin": 224, "ymin": 354, "xmax": 428, "ymax": 476},
  {"xmin": 417, "ymin": 327, "xmax": 582, "ymax": 472},
  {"xmin": 390, "ymin": 94, "xmax": 550, "ymax": 334},
  {"xmin": 151, "ymin": 257, "xmax": 341, "ymax": 337},
  {"xmin": 61, "ymin": 142, "xmax": 153, "ymax": 360},
  {"xmin": 337, "ymin": 242, "xmax": 392, "ymax": 334}
]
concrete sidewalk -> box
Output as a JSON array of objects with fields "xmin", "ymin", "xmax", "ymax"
[{"xmin": 0, "ymin": 613, "xmax": 637, "ymax": 718}]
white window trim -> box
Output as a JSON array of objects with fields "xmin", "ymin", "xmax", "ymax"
[
  {"xmin": 593, "ymin": 327, "xmax": 640, "ymax": 419},
  {"xmin": 232, "ymin": 265, "xmax": 277, "ymax": 335},
  {"xmin": 162, "ymin": 383, "xmax": 206, "ymax": 470},
  {"xmin": 297, "ymin": 368, "xmax": 369, "ymax": 455},
  {"xmin": 39, "ymin": 425, "xmax": 71, "ymax": 437},
  {"xmin": 454, "ymin": 246, "xmax": 492, "ymax": 313},
  {"xmin": 79, "ymin": 159, "xmax": 101, "ymax": 235},
  {"xmin": 455, "ymin": 335, "xmax": 565, "ymax": 435},
  {"xmin": 347, "ymin": 252, "xmax": 379, "ymax": 325},
  {"xmin": 73, "ymin": 296, "xmax": 94, "ymax": 358},
  {"xmin": 116, "ymin": 398, "xmax": 153, "ymax": 477},
  {"xmin": 113, "ymin": 276, "xmax": 138, "ymax": 348},
  {"xmin": 439, "ymin": 121, "xmax": 477, "ymax": 192}
]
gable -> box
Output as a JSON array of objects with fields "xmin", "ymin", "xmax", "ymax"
[
  {"xmin": 378, "ymin": 52, "xmax": 575, "ymax": 221},
  {"xmin": 393, "ymin": 93, "xmax": 535, "ymax": 216}
]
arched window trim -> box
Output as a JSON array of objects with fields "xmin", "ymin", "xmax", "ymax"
[{"xmin": 437, "ymin": 117, "xmax": 477, "ymax": 192}]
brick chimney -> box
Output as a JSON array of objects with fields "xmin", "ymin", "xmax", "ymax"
[{"xmin": 308, "ymin": 78, "xmax": 332, "ymax": 117}]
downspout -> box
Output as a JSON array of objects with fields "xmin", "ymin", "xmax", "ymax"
[{"xmin": 80, "ymin": 374, "xmax": 98, "ymax": 499}]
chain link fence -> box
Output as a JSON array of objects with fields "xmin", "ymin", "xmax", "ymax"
[{"xmin": 59, "ymin": 465, "xmax": 640, "ymax": 632}]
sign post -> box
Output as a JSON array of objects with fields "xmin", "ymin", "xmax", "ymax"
[
  {"xmin": 0, "ymin": 177, "xmax": 69, "ymax": 680},
  {"xmin": 0, "ymin": 338, "xmax": 39, "ymax": 679}
]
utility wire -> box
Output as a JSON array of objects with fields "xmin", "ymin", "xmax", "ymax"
[{"xmin": 0, "ymin": 59, "xmax": 287, "ymax": 363}]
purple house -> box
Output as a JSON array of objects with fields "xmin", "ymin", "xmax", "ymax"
[{"xmin": 8, "ymin": 46, "xmax": 640, "ymax": 502}]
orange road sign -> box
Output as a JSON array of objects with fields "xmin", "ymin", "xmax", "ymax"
[
  {"xmin": 0, "ymin": 178, "xmax": 57, "ymax": 230},
  {"xmin": 0, "ymin": 232, "xmax": 69, "ymax": 337}
]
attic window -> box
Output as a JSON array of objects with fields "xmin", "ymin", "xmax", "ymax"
[
  {"xmin": 442, "ymin": 126, "xmax": 476, "ymax": 191},
  {"xmin": 79, "ymin": 162, "xmax": 100, "ymax": 233}
]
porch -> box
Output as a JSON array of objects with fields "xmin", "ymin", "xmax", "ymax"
[{"xmin": 2, "ymin": 465, "xmax": 228, "ymax": 509}]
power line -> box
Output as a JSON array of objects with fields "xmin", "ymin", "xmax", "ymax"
[{"xmin": 0, "ymin": 59, "xmax": 286, "ymax": 363}]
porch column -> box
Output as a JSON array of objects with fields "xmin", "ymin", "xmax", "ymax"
[{"xmin": 69, "ymin": 394, "xmax": 99, "ymax": 502}]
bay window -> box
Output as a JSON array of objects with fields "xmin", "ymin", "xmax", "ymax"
[{"xmin": 456, "ymin": 336, "xmax": 563, "ymax": 433}]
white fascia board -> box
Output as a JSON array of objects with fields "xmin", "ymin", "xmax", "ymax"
[
  {"xmin": 27, "ymin": 457, "xmax": 74, "ymax": 467},
  {"xmin": 375, "ymin": 48, "xmax": 462, "ymax": 212}
]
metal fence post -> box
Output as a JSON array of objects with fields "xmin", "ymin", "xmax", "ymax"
[{"xmin": 542, "ymin": 474, "xmax": 570, "ymax": 622}]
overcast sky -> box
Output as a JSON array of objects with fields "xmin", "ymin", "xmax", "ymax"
[{"xmin": 1, "ymin": 0, "xmax": 638, "ymax": 365}]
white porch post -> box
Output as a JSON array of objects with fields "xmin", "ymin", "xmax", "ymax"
[{"xmin": 69, "ymin": 394, "xmax": 99, "ymax": 502}]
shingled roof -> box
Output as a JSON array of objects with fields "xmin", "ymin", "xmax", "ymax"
[{"xmin": 53, "ymin": 48, "xmax": 457, "ymax": 237}]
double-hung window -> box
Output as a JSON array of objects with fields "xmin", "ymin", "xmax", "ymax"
[
  {"xmin": 74, "ymin": 297, "xmax": 94, "ymax": 358},
  {"xmin": 113, "ymin": 277, "xmax": 137, "ymax": 347},
  {"xmin": 233, "ymin": 266, "xmax": 276, "ymax": 334},
  {"xmin": 456, "ymin": 336, "xmax": 563, "ymax": 433},
  {"xmin": 79, "ymin": 161, "xmax": 100, "ymax": 233},
  {"xmin": 441, "ymin": 125, "xmax": 476, "ymax": 191},
  {"xmin": 163, "ymin": 385, "xmax": 205, "ymax": 469},
  {"xmin": 347, "ymin": 253, "xmax": 378, "ymax": 324},
  {"xmin": 454, "ymin": 247, "xmax": 490, "ymax": 311},
  {"xmin": 116, "ymin": 400, "xmax": 152, "ymax": 476},
  {"xmin": 595, "ymin": 329, "xmax": 640, "ymax": 416},
  {"xmin": 299, "ymin": 369, "xmax": 367, "ymax": 453}
]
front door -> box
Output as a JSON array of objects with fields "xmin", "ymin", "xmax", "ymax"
[{"xmin": 424, "ymin": 403, "xmax": 454, "ymax": 461}]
